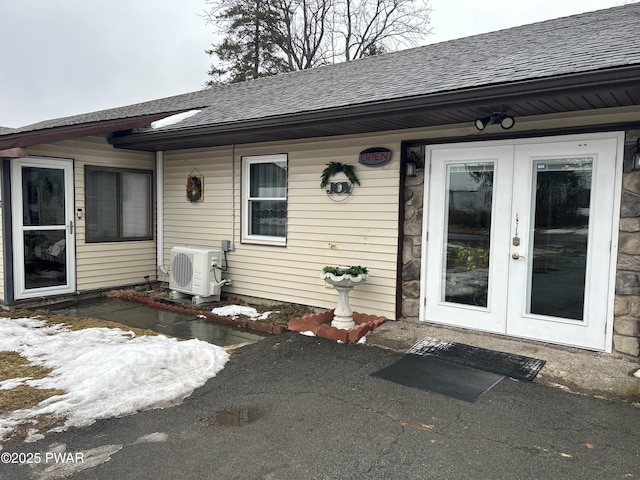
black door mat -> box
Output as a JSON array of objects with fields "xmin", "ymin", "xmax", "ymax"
[
  {"xmin": 372, "ymin": 355, "xmax": 504, "ymax": 403},
  {"xmin": 407, "ymin": 337, "xmax": 546, "ymax": 382}
]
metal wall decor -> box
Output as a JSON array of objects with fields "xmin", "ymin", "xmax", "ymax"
[{"xmin": 320, "ymin": 162, "xmax": 360, "ymax": 201}]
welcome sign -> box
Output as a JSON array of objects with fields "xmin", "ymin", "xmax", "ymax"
[{"xmin": 358, "ymin": 148, "xmax": 392, "ymax": 167}]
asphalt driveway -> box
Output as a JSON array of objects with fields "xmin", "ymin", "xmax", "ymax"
[{"xmin": 3, "ymin": 333, "xmax": 639, "ymax": 479}]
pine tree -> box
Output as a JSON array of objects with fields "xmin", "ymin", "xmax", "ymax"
[{"xmin": 205, "ymin": 0, "xmax": 291, "ymax": 85}]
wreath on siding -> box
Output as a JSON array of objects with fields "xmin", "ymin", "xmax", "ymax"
[
  {"xmin": 320, "ymin": 162, "xmax": 360, "ymax": 189},
  {"xmin": 186, "ymin": 175, "xmax": 204, "ymax": 203}
]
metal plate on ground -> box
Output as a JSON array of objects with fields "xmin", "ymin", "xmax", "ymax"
[
  {"xmin": 407, "ymin": 337, "xmax": 546, "ymax": 382},
  {"xmin": 372, "ymin": 355, "xmax": 504, "ymax": 403}
]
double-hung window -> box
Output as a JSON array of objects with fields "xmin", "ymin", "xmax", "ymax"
[
  {"xmin": 85, "ymin": 166, "xmax": 153, "ymax": 242},
  {"xmin": 242, "ymin": 154, "xmax": 288, "ymax": 245}
]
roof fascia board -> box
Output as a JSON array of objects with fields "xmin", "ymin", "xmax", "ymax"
[
  {"xmin": 0, "ymin": 113, "xmax": 180, "ymax": 150},
  {"xmin": 110, "ymin": 66, "xmax": 640, "ymax": 151}
]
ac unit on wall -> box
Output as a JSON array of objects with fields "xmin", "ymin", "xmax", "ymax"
[{"xmin": 169, "ymin": 246, "xmax": 225, "ymax": 301}]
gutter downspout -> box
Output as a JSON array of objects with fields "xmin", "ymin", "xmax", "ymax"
[
  {"xmin": 231, "ymin": 144, "xmax": 236, "ymax": 248},
  {"xmin": 156, "ymin": 151, "xmax": 164, "ymax": 276}
]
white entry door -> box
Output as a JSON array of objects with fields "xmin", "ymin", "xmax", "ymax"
[
  {"xmin": 423, "ymin": 134, "xmax": 621, "ymax": 350},
  {"xmin": 11, "ymin": 157, "xmax": 76, "ymax": 299}
]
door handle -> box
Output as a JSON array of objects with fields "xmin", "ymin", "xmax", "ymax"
[
  {"xmin": 512, "ymin": 252, "xmax": 525, "ymax": 260},
  {"xmin": 68, "ymin": 220, "xmax": 74, "ymax": 234}
]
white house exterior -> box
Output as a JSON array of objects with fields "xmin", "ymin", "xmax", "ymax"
[{"xmin": 1, "ymin": 4, "xmax": 640, "ymax": 358}]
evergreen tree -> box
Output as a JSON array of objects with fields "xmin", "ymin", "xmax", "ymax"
[{"xmin": 205, "ymin": 0, "xmax": 291, "ymax": 85}]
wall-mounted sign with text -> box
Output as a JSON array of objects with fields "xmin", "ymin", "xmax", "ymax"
[{"xmin": 358, "ymin": 147, "xmax": 392, "ymax": 167}]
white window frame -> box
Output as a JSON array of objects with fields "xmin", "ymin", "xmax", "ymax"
[{"xmin": 241, "ymin": 154, "xmax": 288, "ymax": 246}]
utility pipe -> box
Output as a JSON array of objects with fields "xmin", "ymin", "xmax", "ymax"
[{"xmin": 156, "ymin": 150, "xmax": 164, "ymax": 272}]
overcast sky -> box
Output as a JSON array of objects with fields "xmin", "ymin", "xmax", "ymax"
[{"xmin": 0, "ymin": 0, "xmax": 628, "ymax": 128}]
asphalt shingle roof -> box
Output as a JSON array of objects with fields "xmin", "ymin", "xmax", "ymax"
[
  {"xmin": 2, "ymin": 3, "xmax": 639, "ymax": 137},
  {"xmin": 141, "ymin": 3, "xmax": 640, "ymax": 132}
]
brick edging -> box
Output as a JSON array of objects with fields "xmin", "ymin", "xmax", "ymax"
[{"xmin": 108, "ymin": 292, "xmax": 287, "ymax": 334}]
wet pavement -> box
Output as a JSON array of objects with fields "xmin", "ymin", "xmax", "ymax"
[
  {"xmin": 52, "ymin": 296, "xmax": 268, "ymax": 347},
  {"xmin": 3, "ymin": 333, "xmax": 639, "ymax": 480}
]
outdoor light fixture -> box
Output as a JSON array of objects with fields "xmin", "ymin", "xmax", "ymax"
[
  {"xmin": 406, "ymin": 156, "xmax": 417, "ymax": 177},
  {"xmin": 474, "ymin": 112, "xmax": 515, "ymax": 131},
  {"xmin": 405, "ymin": 150, "xmax": 423, "ymax": 177},
  {"xmin": 633, "ymin": 139, "xmax": 640, "ymax": 171}
]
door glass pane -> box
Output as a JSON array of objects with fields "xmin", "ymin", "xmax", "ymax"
[
  {"xmin": 23, "ymin": 230, "xmax": 67, "ymax": 289},
  {"xmin": 21, "ymin": 167, "xmax": 66, "ymax": 226},
  {"xmin": 443, "ymin": 163, "xmax": 494, "ymax": 307},
  {"xmin": 529, "ymin": 158, "xmax": 592, "ymax": 320}
]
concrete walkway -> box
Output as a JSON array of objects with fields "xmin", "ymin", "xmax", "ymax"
[
  {"xmin": 3, "ymin": 333, "xmax": 639, "ymax": 480},
  {"xmin": 367, "ymin": 321, "xmax": 640, "ymax": 403}
]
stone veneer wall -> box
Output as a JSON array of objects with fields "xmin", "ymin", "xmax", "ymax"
[
  {"xmin": 401, "ymin": 131, "xmax": 640, "ymax": 357},
  {"xmin": 401, "ymin": 165, "xmax": 424, "ymax": 322},
  {"xmin": 614, "ymin": 130, "xmax": 640, "ymax": 357}
]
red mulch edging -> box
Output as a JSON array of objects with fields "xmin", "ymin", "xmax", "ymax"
[
  {"xmin": 109, "ymin": 291, "xmax": 385, "ymax": 341},
  {"xmin": 109, "ymin": 291, "xmax": 287, "ymax": 334}
]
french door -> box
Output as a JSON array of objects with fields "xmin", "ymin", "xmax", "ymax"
[
  {"xmin": 423, "ymin": 135, "xmax": 620, "ymax": 350},
  {"xmin": 11, "ymin": 157, "xmax": 76, "ymax": 299}
]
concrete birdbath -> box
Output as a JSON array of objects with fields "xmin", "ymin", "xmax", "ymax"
[{"xmin": 321, "ymin": 266, "xmax": 368, "ymax": 329}]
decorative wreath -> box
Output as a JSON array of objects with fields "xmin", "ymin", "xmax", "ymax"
[
  {"xmin": 320, "ymin": 162, "xmax": 360, "ymax": 189},
  {"xmin": 186, "ymin": 175, "xmax": 203, "ymax": 203}
]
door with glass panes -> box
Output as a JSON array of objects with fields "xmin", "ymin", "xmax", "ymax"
[
  {"xmin": 423, "ymin": 135, "xmax": 620, "ymax": 350},
  {"xmin": 11, "ymin": 157, "xmax": 76, "ymax": 300}
]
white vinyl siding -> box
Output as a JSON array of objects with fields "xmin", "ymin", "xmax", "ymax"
[
  {"xmin": 27, "ymin": 136, "xmax": 156, "ymax": 292},
  {"xmin": 163, "ymin": 133, "xmax": 400, "ymax": 320}
]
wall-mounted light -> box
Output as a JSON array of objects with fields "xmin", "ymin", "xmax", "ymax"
[
  {"xmin": 474, "ymin": 112, "xmax": 515, "ymax": 131},
  {"xmin": 406, "ymin": 156, "xmax": 417, "ymax": 177},
  {"xmin": 405, "ymin": 150, "xmax": 424, "ymax": 177},
  {"xmin": 632, "ymin": 139, "xmax": 640, "ymax": 171}
]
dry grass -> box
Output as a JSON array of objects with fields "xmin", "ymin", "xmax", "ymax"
[
  {"xmin": 2, "ymin": 308, "xmax": 159, "ymax": 336},
  {"xmin": 0, "ymin": 351, "xmax": 51, "ymax": 382},
  {"xmin": 0, "ymin": 308, "xmax": 161, "ymax": 447},
  {"xmin": 0, "ymin": 352, "xmax": 66, "ymax": 415},
  {"xmin": 1, "ymin": 414, "xmax": 66, "ymax": 449},
  {"xmin": 0, "ymin": 385, "xmax": 66, "ymax": 415}
]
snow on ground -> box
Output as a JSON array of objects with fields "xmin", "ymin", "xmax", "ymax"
[
  {"xmin": 211, "ymin": 305, "xmax": 272, "ymax": 321},
  {"xmin": 0, "ymin": 316, "xmax": 229, "ymax": 446}
]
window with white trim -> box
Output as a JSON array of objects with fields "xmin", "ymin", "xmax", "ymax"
[
  {"xmin": 242, "ymin": 154, "xmax": 288, "ymax": 245},
  {"xmin": 85, "ymin": 166, "xmax": 153, "ymax": 242}
]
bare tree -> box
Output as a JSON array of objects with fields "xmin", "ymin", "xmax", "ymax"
[
  {"xmin": 336, "ymin": 0, "xmax": 432, "ymax": 61},
  {"xmin": 204, "ymin": 0, "xmax": 431, "ymax": 84},
  {"xmin": 271, "ymin": 0, "xmax": 333, "ymax": 70}
]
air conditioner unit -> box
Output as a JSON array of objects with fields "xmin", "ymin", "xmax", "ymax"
[{"xmin": 169, "ymin": 246, "xmax": 225, "ymax": 302}]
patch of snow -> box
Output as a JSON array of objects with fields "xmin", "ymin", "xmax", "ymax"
[
  {"xmin": 299, "ymin": 331, "xmax": 316, "ymax": 337},
  {"xmin": 0, "ymin": 317, "xmax": 229, "ymax": 445},
  {"xmin": 357, "ymin": 335, "xmax": 367, "ymax": 345},
  {"xmin": 634, "ymin": 369, "xmax": 640, "ymax": 379},
  {"xmin": 133, "ymin": 432, "xmax": 168, "ymax": 444},
  {"xmin": 24, "ymin": 428, "xmax": 45, "ymax": 443},
  {"xmin": 150, "ymin": 110, "xmax": 200, "ymax": 129},
  {"xmin": 29, "ymin": 443, "xmax": 123, "ymax": 480},
  {"xmin": 211, "ymin": 304, "xmax": 272, "ymax": 321}
]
